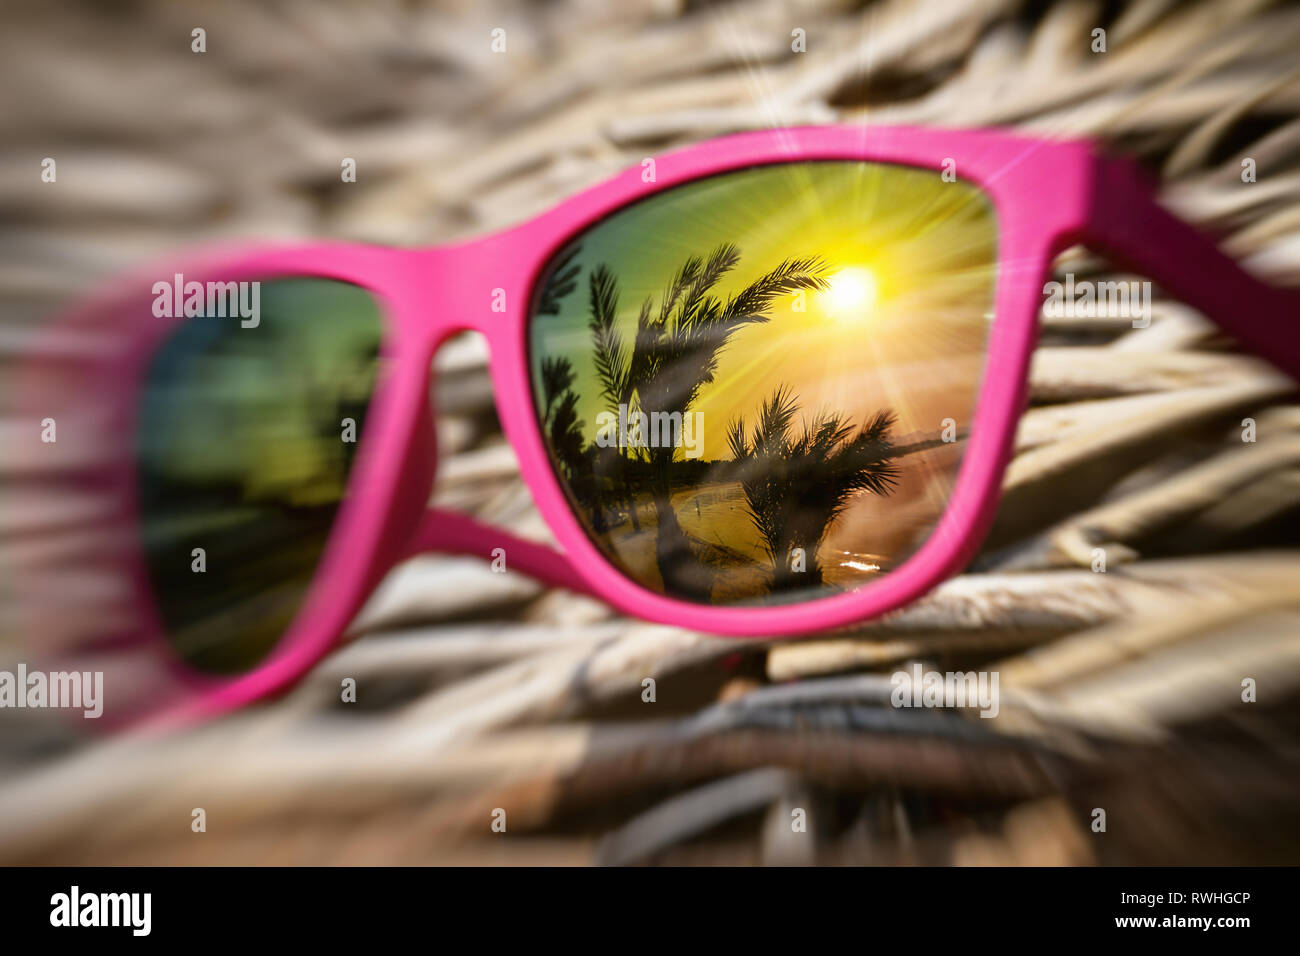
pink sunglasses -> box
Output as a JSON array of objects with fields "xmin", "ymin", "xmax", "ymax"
[{"xmin": 21, "ymin": 125, "xmax": 1300, "ymax": 724}]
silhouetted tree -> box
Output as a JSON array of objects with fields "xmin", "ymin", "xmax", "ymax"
[
  {"xmin": 588, "ymin": 245, "xmax": 828, "ymax": 600},
  {"xmin": 727, "ymin": 386, "xmax": 899, "ymax": 593},
  {"xmin": 536, "ymin": 244, "xmax": 583, "ymax": 316},
  {"xmin": 539, "ymin": 354, "xmax": 605, "ymax": 532}
]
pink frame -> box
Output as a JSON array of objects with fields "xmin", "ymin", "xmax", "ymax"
[{"xmin": 27, "ymin": 125, "xmax": 1300, "ymax": 724}]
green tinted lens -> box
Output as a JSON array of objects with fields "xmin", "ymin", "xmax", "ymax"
[
  {"xmin": 529, "ymin": 161, "xmax": 998, "ymax": 606},
  {"xmin": 138, "ymin": 278, "xmax": 384, "ymax": 673}
]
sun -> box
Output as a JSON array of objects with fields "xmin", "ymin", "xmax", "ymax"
[{"xmin": 821, "ymin": 266, "xmax": 879, "ymax": 320}]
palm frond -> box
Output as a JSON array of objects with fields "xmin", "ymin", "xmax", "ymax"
[
  {"xmin": 723, "ymin": 255, "xmax": 829, "ymax": 324},
  {"xmin": 754, "ymin": 385, "xmax": 798, "ymax": 458},
  {"xmin": 627, "ymin": 295, "xmax": 660, "ymax": 404},
  {"xmin": 548, "ymin": 390, "xmax": 586, "ymax": 475},
  {"xmin": 587, "ymin": 264, "xmax": 628, "ymax": 406},
  {"xmin": 729, "ymin": 387, "xmax": 900, "ymax": 583},
  {"xmin": 679, "ymin": 243, "xmax": 740, "ymax": 329},
  {"xmin": 539, "ymin": 354, "xmax": 575, "ymax": 423},
  {"xmin": 725, "ymin": 416, "xmax": 750, "ymax": 464},
  {"xmin": 657, "ymin": 254, "xmax": 704, "ymax": 327},
  {"xmin": 536, "ymin": 244, "xmax": 583, "ymax": 315}
]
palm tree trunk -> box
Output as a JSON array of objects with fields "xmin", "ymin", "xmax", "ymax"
[
  {"xmin": 772, "ymin": 542, "xmax": 823, "ymax": 593},
  {"xmin": 651, "ymin": 492, "xmax": 712, "ymax": 601},
  {"xmin": 648, "ymin": 463, "xmax": 713, "ymax": 601}
]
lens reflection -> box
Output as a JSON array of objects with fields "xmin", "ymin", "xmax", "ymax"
[
  {"xmin": 138, "ymin": 278, "xmax": 384, "ymax": 673},
  {"xmin": 529, "ymin": 161, "xmax": 998, "ymax": 605}
]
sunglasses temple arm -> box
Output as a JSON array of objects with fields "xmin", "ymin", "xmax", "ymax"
[
  {"xmin": 398, "ymin": 507, "xmax": 601, "ymax": 598},
  {"xmin": 1085, "ymin": 156, "xmax": 1300, "ymax": 380}
]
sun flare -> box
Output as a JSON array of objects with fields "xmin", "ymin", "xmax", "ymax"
[{"xmin": 821, "ymin": 266, "xmax": 879, "ymax": 320}]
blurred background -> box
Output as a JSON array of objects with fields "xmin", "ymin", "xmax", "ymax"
[{"xmin": 1, "ymin": 0, "xmax": 1299, "ymax": 864}]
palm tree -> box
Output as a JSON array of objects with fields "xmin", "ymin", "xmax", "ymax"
[
  {"xmin": 539, "ymin": 356, "xmax": 582, "ymax": 464},
  {"xmin": 587, "ymin": 245, "xmax": 828, "ymax": 600},
  {"xmin": 539, "ymin": 355, "xmax": 607, "ymax": 532},
  {"xmin": 535, "ymin": 244, "xmax": 583, "ymax": 316},
  {"xmin": 727, "ymin": 387, "xmax": 900, "ymax": 594}
]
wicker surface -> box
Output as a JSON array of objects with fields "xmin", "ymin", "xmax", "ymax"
[{"xmin": 1, "ymin": 0, "xmax": 1298, "ymax": 864}]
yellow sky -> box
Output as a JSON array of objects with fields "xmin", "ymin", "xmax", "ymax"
[{"xmin": 530, "ymin": 160, "xmax": 999, "ymax": 459}]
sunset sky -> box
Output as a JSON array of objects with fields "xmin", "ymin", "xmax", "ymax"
[{"xmin": 530, "ymin": 160, "xmax": 1000, "ymax": 461}]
